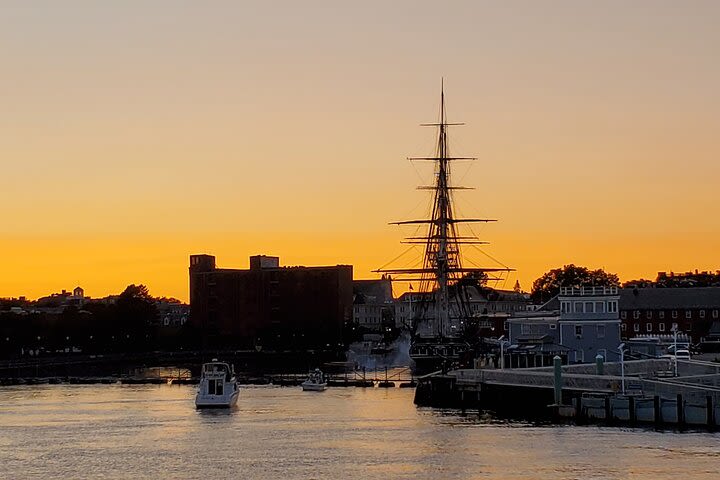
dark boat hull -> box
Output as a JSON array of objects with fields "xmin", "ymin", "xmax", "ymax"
[{"xmin": 410, "ymin": 340, "xmax": 468, "ymax": 374}]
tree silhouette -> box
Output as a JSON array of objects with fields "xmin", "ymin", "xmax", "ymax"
[
  {"xmin": 531, "ymin": 264, "xmax": 620, "ymax": 304},
  {"xmin": 115, "ymin": 284, "xmax": 158, "ymax": 350}
]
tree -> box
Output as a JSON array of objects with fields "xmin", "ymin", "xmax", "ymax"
[
  {"xmin": 115, "ymin": 284, "xmax": 158, "ymax": 350},
  {"xmin": 457, "ymin": 271, "xmax": 489, "ymax": 288},
  {"xmin": 531, "ymin": 264, "xmax": 620, "ymax": 304},
  {"xmin": 622, "ymin": 278, "xmax": 655, "ymax": 289}
]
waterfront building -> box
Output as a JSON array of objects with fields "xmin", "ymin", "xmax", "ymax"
[
  {"xmin": 394, "ymin": 286, "xmax": 529, "ymax": 335},
  {"xmin": 558, "ymin": 286, "xmax": 622, "ymax": 363},
  {"xmin": 352, "ymin": 277, "xmax": 394, "ymax": 332},
  {"xmin": 619, "ymin": 287, "xmax": 720, "ymax": 343},
  {"xmin": 507, "ymin": 286, "xmax": 621, "ymax": 365},
  {"xmin": 156, "ymin": 299, "xmax": 189, "ymax": 327},
  {"xmin": 506, "ymin": 312, "xmax": 569, "ymax": 367},
  {"xmin": 625, "ymin": 333, "xmax": 692, "ymax": 358},
  {"xmin": 189, "ymin": 254, "xmax": 353, "ymax": 350}
]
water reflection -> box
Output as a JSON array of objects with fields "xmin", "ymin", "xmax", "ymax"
[{"xmin": 0, "ymin": 385, "xmax": 718, "ymax": 479}]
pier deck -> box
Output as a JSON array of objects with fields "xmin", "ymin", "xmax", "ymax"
[{"xmin": 415, "ymin": 359, "xmax": 720, "ymax": 429}]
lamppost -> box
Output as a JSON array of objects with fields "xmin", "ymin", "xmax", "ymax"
[
  {"xmin": 618, "ymin": 342, "xmax": 626, "ymax": 394},
  {"xmin": 498, "ymin": 335, "xmax": 507, "ymax": 369},
  {"xmin": 672, "ymin": 325, "xmax": 678, "ymax": 377},
  {"xmin": 35, "ymin": 335, "xmax": 42, "ymax": 376}
]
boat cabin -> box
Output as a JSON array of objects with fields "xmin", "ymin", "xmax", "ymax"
[{"xmin": 201, "ymin": 362, "xmax": 233, "ymax": 395}]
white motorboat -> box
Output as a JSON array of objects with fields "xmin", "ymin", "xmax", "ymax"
[
  {"xmin": 301, "ymin": 368, "xmax": 328, "ymax": 391},
  {"xmin": 195, "ymin": 360, "xmax": 240, "ymax": 408}
]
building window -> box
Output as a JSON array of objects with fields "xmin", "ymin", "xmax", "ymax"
[
  {"xmin": 671, "ymin": 322, "xmax": 678, "ymax": 331},
  {"xmin": 659, "ymin": 311, "xmax": 665, "ymax": 319},
  {"xmin": 576, "ymin": 350, "xmax": 585, "ymax": 363},
  {"xmin": 621, "ymin": 323, "xmax": 627, "ymax": 331},
  {"xmin": 713, "ymin": 309, "xmax": 719, "ymax": 318},
  {"xmin": 685, "ymin": 310, "xmax": 692, "ymax": 319},
  {"xmin": 608, "ymin": 301, "xmax": 618, "ymax": 313},
  {"xmin": 700, "ymin": 310, "xmax": 705, "ymax": 318},
  {"xmin": 561, "ymin": 301, "xmax": 571, "ymax": 313},
  {"xmin": 574, "ymin": 302, "xmax": 584, "ymax": 313},
  {"xmin": 575, "ymin": 325, "xmax": 583, "ymax": 338},
  {"xmin": 672, "ymin": 310, "xmax": 678, "ymax": 319},
  {"xmin": 549, "ymin": 323, "xmax": 557, "ymax": 329},
  {"xmin": 621, "ymin": 311, "xmax": 627, "ymax": 320},
  {"xmin": 595, "ymin": 301, "xmax": 605, "ymax": 313},
  {"xmin": 659, "ymin": 323, "xmax": 666, "ymax": 332},
  {"xmin": 597, "ymin": 324, "xmax": 605, "ymax": 338},
  {"xmin": 646, "ymin": 311, "xmax": 652, "ymax": 319},
  {"xmin": 646, "ymin": 323, "xmax": 652, "ymax": 332},
  {"xmin": 585, "ymin": 302, "xmax": 594, "ymax": 313},
  {"xmin": 633, "ymin": 310, "xmax": 640, "ymax": 319},
  {"xmin": 633, "ymin": 323, "xmax": 640, "ymax": 332}
]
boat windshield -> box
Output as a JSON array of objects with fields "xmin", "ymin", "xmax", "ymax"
[{"xmin": 203, "ymin": 363, "xmax": 232, "ymax": 381}]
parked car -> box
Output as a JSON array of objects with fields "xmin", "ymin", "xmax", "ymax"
[{"xmin": 674, "ymin": 349, "xmax": 691, "ymax": 360}]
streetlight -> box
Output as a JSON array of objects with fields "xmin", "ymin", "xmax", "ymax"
[
  {"xmin": 671, "ymin": 325, "xmax": 679, "ymax": 377},
  {"xmin": 618, "ymin": 342, "xmax": 625, "ymax": 395},
  {"xmin": 498, "ymin": 335, "xmax": 507, "ymax": 369}
]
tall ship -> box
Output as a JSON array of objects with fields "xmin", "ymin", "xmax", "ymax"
[{"xmin": 376, "ymin": 84, "xmax": 512, "ymax": 373}]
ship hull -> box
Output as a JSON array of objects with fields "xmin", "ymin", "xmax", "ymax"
[{"xmin": 410, "ymin": 339, "xmax": 468, "ymax": 374}]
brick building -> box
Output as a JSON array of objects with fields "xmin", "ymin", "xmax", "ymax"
[
  {"xmin": 619, "ymin": 287, "xmax": 720, "ymax": 342},
  {"xmin": 189, "ymin": 254, "xmax": 353, "ymax": 350}
]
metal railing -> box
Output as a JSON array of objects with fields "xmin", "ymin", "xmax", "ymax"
[
  {"xmin": 559, "ymin": 286, "xmax": 618, "ymax": 296},
  {"xmin": 640, "ymin": 377, "xmax": 720, "ymax": 403},
  {"xmin": 452, "ymin": 368, "xmax": 623, "ymax": 392}
]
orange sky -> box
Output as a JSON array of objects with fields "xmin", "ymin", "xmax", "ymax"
[{"xmin": 1, "ymin": 2, "xmax": 719, "ymax": 302}]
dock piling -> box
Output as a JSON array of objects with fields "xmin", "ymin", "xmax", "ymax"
[
  {"xmin": 654, "ymin": 395, "xmax": 662, "ymax": 425},
  {"xmin": 707, "ymin": 396, "xmax": 715, "ymax": 428},
  {"xmin": 677, "ymin": 394, "xmax": 685, "ymax": 428},
  {"xmin": 553, "ymin": 356, "xmax": 562, "ymax": 405}
]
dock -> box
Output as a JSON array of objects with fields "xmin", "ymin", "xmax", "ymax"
[
  {"xmin": 0, "ymin": 366, "xmax": 416, "ymax": 388},
  {"xmin": 415, "ymin": 358, "xmax": 720, "ymax": 429}
]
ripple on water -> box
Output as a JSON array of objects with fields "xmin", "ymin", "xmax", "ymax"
[{"xmin": 1, "ymin": 385, "xmax": 719, "ymax": 480}]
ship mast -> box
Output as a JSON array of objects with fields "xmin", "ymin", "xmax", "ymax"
[
  {"xmin": 377, "ymin": 82, "xmax": 511, "ymax": 339},
  {"xmin": 432, "ymin": 84, "xmax": 453, "ymax": 338}
]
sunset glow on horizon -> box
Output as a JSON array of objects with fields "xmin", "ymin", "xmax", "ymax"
[{"xmin": 2, "ymin": 1, "xmax": 719, "ymax": 302}]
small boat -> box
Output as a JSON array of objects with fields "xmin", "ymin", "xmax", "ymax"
[
  {"xmin": 195, "ymin": 360, "xmax": 240, "ymax": 408},
  {"xmin": 301, "ymin": 368, "xmax": 327, "ymax": 391}
]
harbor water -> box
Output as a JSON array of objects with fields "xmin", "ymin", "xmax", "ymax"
[{"xmin": 1, "ymin": 385, "xmax": 718, "ymax": 479}]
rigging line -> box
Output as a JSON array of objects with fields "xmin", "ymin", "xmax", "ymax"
[
  {"xmin": 395, "ymin": 194, "xmax": 432, "ymax": 225},
  {"xmin": 390, "ymin": 245, "xmax": 425, "ymax": 271},
  {"xmin": 375, "ymin": 246, "xmax": 419, "ymax": 272},
  {"xmin": 408, "ymin": 156, "xmax": 430, "ymax": 185},
  {"xmin": 462, "ymin": 255, "xmax": 489, "ymax": 270},
  {"xmin": 456, "ymin": 191, "xmax": 490, "ymax": 223},
  {"xmin": 500, "ymin": 273, "xmax": 510, "ymax": 291},
  {"xmin": 454, "ymin": 159, "xmax": 474, "ymax": 188},
  {"xmin": 465, "ymin": 221, "xmax": 490, "ymax": 244},
  {"xmin": 469, "ymin": 244, "xmax": 512, "ymax": 270}
]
